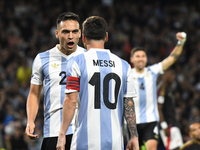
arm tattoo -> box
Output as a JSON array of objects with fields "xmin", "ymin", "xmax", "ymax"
[
  {"xmin": 124, "ymin": 97, "xmax": 138, "ymax": 137},
  {"xmin": 170, "ymin": 53, "xmax": 180, "ymax": 59}
]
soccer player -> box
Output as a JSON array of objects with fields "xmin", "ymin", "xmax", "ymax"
[
  {"xmin": 157, "ymin": 69, "xmax": 183, "ymax": 150},
  {"xmin": 130, "ymin": 32, "xmax": 187, "ymax": 150},
  {"xmin": 180, "ymin": 122, "xmax": 200, "ymax": 150},
  {"xmin": 56, "ymin": 16, "xmax": 139, "ymax": 150},
  {"xmin": 25, "ymin": 12, "xmax": 85, "ymax": 150}
]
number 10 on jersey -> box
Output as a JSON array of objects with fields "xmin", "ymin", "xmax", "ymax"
[{"xmin": 89, "ymin": 72, "xmax": 121, "ymax": 110}]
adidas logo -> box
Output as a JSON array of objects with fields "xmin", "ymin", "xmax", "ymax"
[{"xmin": 51, "ymin": 63, "xmax": 59, "ymax": 68}]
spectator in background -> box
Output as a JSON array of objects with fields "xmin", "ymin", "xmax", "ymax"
[
  {"xmin": 16, "ymin": 57, "xmax": 31, "ymax": 85},
  {"xmin": 180, "ymin": 122, "xmax": 200, "ymax": 150},
  {"xmin": 10, "ymin": 124, "xmax": 28, "ymax": 150}
]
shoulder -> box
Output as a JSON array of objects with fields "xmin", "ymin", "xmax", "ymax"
[
  {"xmin": 77, "ymin": 45, "xmax": 86, "ymax": 52},
  {"xmin": 37, "ymin": 46, "xmax": 55, "ymax": 58},
  {"xmin": 181, "ymin": 140, "xmax": 195, "ymax": 150},
  {"xmin": 148, "ymin": 62, "xmax": 161, "ymax": 69},
  {"xmin": 69, "ymin": 53, "xmax": 85, "ymax": 66},
  {"xmin": 147, "ymin": 62, "xmax": 163, "ymax": 74}
]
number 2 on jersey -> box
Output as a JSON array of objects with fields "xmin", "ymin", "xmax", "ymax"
[
  {"xmin": 89, "ymin": 72, "xmax": 121, "ymax": 110},
  {"xmin": 59, "ymin": 71, "xmax": 66, "ymax": 85}
]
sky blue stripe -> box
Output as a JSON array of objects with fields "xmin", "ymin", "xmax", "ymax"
[
  {"xmin": 96, "ymin": 51, "xmax": 112, "ymax": 150},
  {"xmin": 60, "ymin": 57, "xmax": 74, "ymax": 134},
  {"xmin": 39, "ymin": 51, "xmax": 50, "ymax": 137},
  {"xmin": 150, "ymin": 70, "xmax": 159, "ymax": 122},
  {"xmin": 74, "ymin": 54, "xmax": 89, "ymax": 149},
  {"xmin": 138, "ymin": 78, "xmax": 147, "ymax": 123}
]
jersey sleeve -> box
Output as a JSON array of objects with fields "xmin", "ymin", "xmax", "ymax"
[
  {"xmin": 65, "ymin": 58, "xmax": 81, "ymax": 94},
  {"xmin": 31, "ymin": 54, "xmax": 43, "ymax": 85},
  {"xmin": 124, "ymin": 66, "xmax": 137, "ymax": 98},
  {"xmin": 149, "ymin": 62, "xmax": 164, "ymax": 75}
]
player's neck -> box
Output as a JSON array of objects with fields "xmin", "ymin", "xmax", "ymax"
[
  {"xmin": 135, "ymin": 68, "xmax": 145, "ymax": 74},
  {"xmin": 57, "ymin": 44, "xmax": 77, "ymax": 56},
  {"xmin": 85, "ymin": 40, "xmax": 105, "ymax": 51}
]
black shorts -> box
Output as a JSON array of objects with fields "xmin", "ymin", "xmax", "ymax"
[
  {"xmin": 41, "ymin": 134, "xmax": 72, "ymax": 150},
  {"xmin": 137, "ymin": 121, "xmax": 158, "ymax": 146}
]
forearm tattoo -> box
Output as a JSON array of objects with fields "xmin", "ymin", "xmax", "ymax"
[
  {"xmin": 124, "ymin": 97, "xmax": 138, "ymax": 137},
  {"xmin": 170, "ymin": 53, "xmax": 180, "ymax": 59}
]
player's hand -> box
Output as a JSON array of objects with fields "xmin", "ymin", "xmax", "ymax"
[
  {"xmin": 164, "ymin": 128, "xmax": 170, "ymax": 137},
  {"xmin": 25, "ymin": 122, "xmax": 39, "ymax": 140},
  {"xmin": 56, "ymin": 134, "xmax": 66, "ymax": 150},
  {"xmin": 126, "ymin": 137, "xmax": 139, "ymax": 150},
  {"xmin": 176, "ymin": 32, "xmax": 187, "ymax": 42}
]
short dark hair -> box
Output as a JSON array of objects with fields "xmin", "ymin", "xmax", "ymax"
[
  {"xmin": 56, "ymin": 12, "xmax": 80, "ymax": 28},
  {"xmin": 188, "ymin": 121, "xmax": 199, "ymax": 132},
  {"xmin": 130, "ymin": 47, "xmax": 146, "ymax": 57},
  {"xmin": 82, "ymin": 16, "xmax": 107, "ymax": 40}
]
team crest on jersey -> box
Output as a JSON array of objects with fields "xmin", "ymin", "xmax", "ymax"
[
  {"xmin": 51, "ymin": 63, "xmax": 59, "ymax": 68},
  {"xmin": 145, "ymin": 73, "xmax": 150, "ymax": 77}
]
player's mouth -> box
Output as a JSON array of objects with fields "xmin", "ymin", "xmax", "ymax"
[
  {"xmin": 138, "ymin": 61, "xmax": 144, "ymax": 66},
  {"xmin": 67, "ymin": 42, "xmax": 74, "ymax": 49}
]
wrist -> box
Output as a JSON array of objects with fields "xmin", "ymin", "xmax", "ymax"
[
  {"xmin": 177, "ymin": 32, "xmax": 186, "ymax": 46},
  {"xmin": 59, "ymin": 132, "xmax": 66, "ymax": 136},
  {"xmin": 160, "ymin": 121, "xmax": 168, "ymax": 129}
]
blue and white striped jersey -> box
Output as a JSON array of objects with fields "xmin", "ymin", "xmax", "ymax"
[
  {"xmin": 131, "ymin": 63, "xmax": 163, "ymax": 124},
  {"xmin": 65, "ymin": 48, "xmax": 137, "ymax": 150},
  {"xmin": 31, "ymin": 45, "xmax": 85, "ymax": 138}
]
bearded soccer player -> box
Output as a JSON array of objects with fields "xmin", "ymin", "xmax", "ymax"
[
  {"xmin": 25, "ymin": 12, "xmax": 85, "ymax": 150},
  {"xmin": 130, "ymin": 32, "xmax": 186, "ymax": 150},
  {"xmin": 57, "ymin": 16, "xmax": 139, "ymax": 150}
]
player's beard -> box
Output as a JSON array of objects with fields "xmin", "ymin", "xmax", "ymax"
[{"xmin": 136, "ymin": 65, "xmax": 145, "ymax": 72}]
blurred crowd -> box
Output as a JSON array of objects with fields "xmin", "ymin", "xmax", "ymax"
[{"xmin": 0, "ymin": 0, "xmax": 200, "ymax": 149}]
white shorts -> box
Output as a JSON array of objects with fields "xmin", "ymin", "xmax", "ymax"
[{"xmin": 160, "ymin": 126, "xmax": 183, "ymax": 150}]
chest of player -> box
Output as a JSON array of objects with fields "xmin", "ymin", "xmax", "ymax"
[
  {"xmin": 133, "ymin": 72, "xmax": 157, "ymax": 91},
  {"xmin": 42, "ymin": 59, "xmax": 69, "ymax": 85}
]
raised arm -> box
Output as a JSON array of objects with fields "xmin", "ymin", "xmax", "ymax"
[
  {"xmin": 57, "ymin": 92, "xmax": 78, "ymax": 150},
  {"xmin": 124, "ymin": 97, "xmax": 139, "ymax": 150},
  {"xmin": 25, "ymin": 83, "xmax": 43, "ymax": 140},
  {"xmin": 162, "ymin": 32, "xmax": 187, "ymax": 71}
]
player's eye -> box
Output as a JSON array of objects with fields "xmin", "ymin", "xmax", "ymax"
[
  {"xmin": 62, "ymin": 30, "xmax": 70, "ymax": 33},
  {"xmin": 72, "ymin": 30, "xmax": 79, "ymax": 34}
]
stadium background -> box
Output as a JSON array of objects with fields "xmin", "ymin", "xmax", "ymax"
[{"xmin": 0, "ymin": 0, "xmax": 200, "ymax": 149}]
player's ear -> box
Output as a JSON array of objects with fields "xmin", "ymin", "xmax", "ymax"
[
  {"xmin": 105, "ymin": 32, "xmax": 108, "ymax": 42},
  {"xmin": 130, "ymin": 56, "xmax": 134, "ymax": 64},
  {"xmin": 82, "ymin": 34, "xmax": 86, "ymax": 44},
  {"xmin": 55, "ymin": 30, "xmax": 59, "ymax": 38},
  {"xmin": 78, "ymin": 29, "xmax": 81, "ymax": 38}
]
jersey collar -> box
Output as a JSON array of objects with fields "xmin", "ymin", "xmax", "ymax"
[
  {"xmin": 87, "ymin": 48, "xmax": 110, "ymax": 53},
  {"xmin": 132, "ymin": 67, "xmax": 148, "ymax": 78},
  {"xmin": 55, "ymin": 44, "xmax": 81, "ymax": 59}
]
